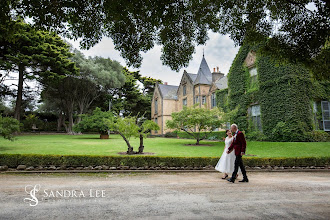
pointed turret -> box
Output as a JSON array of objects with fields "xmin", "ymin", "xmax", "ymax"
[{"xmin": 194, "ymin": 56, "xmax": 212, "ymax": 85}]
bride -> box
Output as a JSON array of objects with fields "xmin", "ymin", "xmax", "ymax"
[{"xmin": 215, "ymin": 129, "xmax": 241, "ymax": 179}]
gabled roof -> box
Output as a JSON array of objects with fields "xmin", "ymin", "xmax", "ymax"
[
  {"xmin": 214, "ymin": 75, "xmax": 228, "ymax": 90},
  {"xmin": 187, "ymin": 73, "xmax": 197, "ymax": 82},
  {"xmin": 158, "ymin": 84, "xmax": 178, "ymax": 100},
  {"xmin": 194, "ymin": 56, "xmax": 213, "ymax": 85}
]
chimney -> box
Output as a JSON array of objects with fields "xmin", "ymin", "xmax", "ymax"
[
  {"xmin": 164, "ymin": 82, "xmax": 168, "ymax": 85},
  {"xmin": 212, "ymin": 66, "xmax": 224, "ymax": 82}
]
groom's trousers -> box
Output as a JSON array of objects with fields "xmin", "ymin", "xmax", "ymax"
[{"xmin": 232, "ymin": 155, "xmax": 247, "ymax": 179}]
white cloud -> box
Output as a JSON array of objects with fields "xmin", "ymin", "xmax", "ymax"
[{"xmin": 67, "ymin": 31, "xmax": 239, "ymax": 86}]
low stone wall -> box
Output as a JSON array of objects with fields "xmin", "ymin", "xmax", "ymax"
[{"xmin": 0, "ymin": 164, "xmax": 329, "ymax": 172}]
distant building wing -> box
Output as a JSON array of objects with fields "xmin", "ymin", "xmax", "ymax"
[{"xmin": 158, "ymin": 84, "xmax": 179, "ymax": 100}]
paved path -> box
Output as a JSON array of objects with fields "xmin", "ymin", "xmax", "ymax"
[{"xmin": 0, "ymin": 172, "xmax": 329, "ymax": 219}]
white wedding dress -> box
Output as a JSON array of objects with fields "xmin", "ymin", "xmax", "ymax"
[{"xmin": 215, "ymin": 136, "xmax": 241, "ymax": 174}]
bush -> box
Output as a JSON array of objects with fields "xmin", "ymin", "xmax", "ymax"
[
  {"xmin": 0, "ymin": 116, "xmax": 20, "ymax": 140},
  {"xmin": 269, "ymin": 122, "xmax": 313, "ymax": 142},
  {"xmin": 1, "ymin": 154, "xmax": 328, "ymax": 168},
  {"xmin": 177, "ymin": 131, "xmax": 226, "ymax": 140},
  {"xmin": 246, "ymin": 131, "xmax": 267, "ymax": 141},
  {"xmin": 164, "ymin": 131, "xmax": 178, "ymax": 138},
  {"xmin": 308, "ymin": 130, "xmax": 330, "ymax": 142},
  {"xmin": 74, "ymin": 108, "xmax": 114, "ymax": 134}
]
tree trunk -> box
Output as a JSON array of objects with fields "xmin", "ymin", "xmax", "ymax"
[
  {"xmin": 196, "ymin": 138, "xmax": 200, "ymax": 145},
  {"xmin": 14, "ymin": 64, "xmax": 24, "ymax": 121},
  {"xmin": 67, "ymin": 111, "xmax": 74, "ymax": 134},
  {"xmin": 138, "ymin": 134, "xmax": 144, "ymax": 154},
  {"xmin": 75, "ymin": 106, "xmax": 84, "ymax": 125},
  {"xmin": 119, "ymin": 132, "xmax": 134, "ymax": 154},
  {"xmin": 57, "ymin": 112, "xmax": 63, "ymax": 132}
]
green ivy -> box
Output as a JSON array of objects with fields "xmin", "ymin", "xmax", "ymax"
[
  {"xmin": 220, "ymin": 42, "xmax": 329, "ymax": 141},
  {"xmin": 257, "ymin": 56, "xmax": 314, "ymax": 141},
  {"xmin": 226, "ymin": 44, "xmax": 254, "ymax": 131},
  {"xmin": 215, "ymin": 88, "xmax": 228, "ymax": 112}
]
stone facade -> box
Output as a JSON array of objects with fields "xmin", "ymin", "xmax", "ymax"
[{"xmin": 151, "ymin": 56, "xmax": 227, "ymax": 135}]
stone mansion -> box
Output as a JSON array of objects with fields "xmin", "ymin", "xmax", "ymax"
[{"xmin": 151, "ymin": 55, "xmax": 227, "ymax": 135}]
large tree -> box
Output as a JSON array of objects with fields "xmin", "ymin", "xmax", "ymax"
[
  {"xmin": 0, "ymin": 20, "xmax": 78, "ymax": 121},
  {"xmin": 41, "ymin": 52, "xmax": 125, "ymax": 133},
  {"xmin": 110, "ymin": 69, "xmax": 161, "ymax": 118},
  {"xmin": 2, "ymin": 1, "xmax": 328, "ymax": 79}
]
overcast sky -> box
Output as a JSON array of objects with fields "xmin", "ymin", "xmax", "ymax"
[{"xmin": 67, "ymin": 31, "xmax": 239, "ymax": 86}]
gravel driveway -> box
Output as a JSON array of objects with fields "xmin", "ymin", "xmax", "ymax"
[{"xmin": 0, "ymin": 172, "xmax": 329, "ymax": 219}]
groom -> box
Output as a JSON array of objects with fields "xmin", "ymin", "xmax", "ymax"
[{"xmin": 227, "ymin": 124, "xmax": 248, "ymax": 183}]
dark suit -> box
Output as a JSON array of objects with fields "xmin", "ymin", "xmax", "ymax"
[{"xmin": 228, "ymin": 130, "xmax": 247, "ymax": 179}]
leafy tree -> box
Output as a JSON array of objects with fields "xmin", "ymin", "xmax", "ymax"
[
  {"xmin": 110, "ymin": 69, "xmax": 161, "ymax": 119},
  {"xmin": 0, "ymin": 20, "xmax": 78, "ymax": 121},
  {"xmin": 0, "ymin": 115, "xmax": 20, "ymax": 140},
  {"xmin": 166, "ymin": 106, "xmax": 225, "ymax": 145},
  {"xmin": 106, "ymin": 116, "xmax": 140, "ymax": 155},
  {"xmin": 102, "ymin": 114, "xmax": 159, "ymax": 154},
  {"xmin": 41, "ymin": 51, "xmax": 125, "ymax": 133},
  {"xmin": 3, "ymin": 1, "xmax": 328, "ymax": 79},
  {"xmin": 73, "ymin": 107, "xmax": 114, "ymax": 137}
]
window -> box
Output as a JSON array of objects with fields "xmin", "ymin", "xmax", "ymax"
[
  {"xmin": 154, "ymin": 118, "xmax": 158, "ymax": 134},
  {"xmin": 195, "ymin": 96, "xmax": 199, "ymax": 103},
  {"xmin": 183, "ymin": 85, "xmax": 186, "ymax": 96},
  {"xmin": 249, "ymin": 67, "xmax": 257, "ymax": 76},
  {"xmin": 251, "ymin": 105, "xmax": 262, "ymax": 131},
  {"xmin": 249, "ymin": 67, "xmax": 258, "ymax": 84},
  {"xmin": 183, "ymin": 98, "xmax": 187, "ymax": 106},
  {"xmin": 202, "ymin": 96, "xmax": 206, "ymax": 105},
  {"xmin": 155, "ymin": 98, "xmax": 158, "ymax": 114},
  {"xmin": 321, "ymin": 101, "xmax": 330, "ymax": 131},
  {"xmin": 211, "ymin": 93, "xmax": 216, "ymax": 108}
]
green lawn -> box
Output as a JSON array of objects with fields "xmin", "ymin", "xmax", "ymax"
[{"xmin": 0, "ymin": 134, "xmax": 329, "ymax": 158}]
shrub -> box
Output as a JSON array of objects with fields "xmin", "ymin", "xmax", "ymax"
[
  {"xmin": 164, "ymin": 131, "xmax": 178, "ymax": 138},
  {"xmin": 22, "ymin": 114, "xmax": 42, "ymax": 132},
  {"xmin": 0, "ymin": 116, "xmax": 20, "ymax": 140},
  {"xmin": 74, "ymin": 108, "xmax": 114, "ymax": 134},
  {"xmin": 245, "ymin": 131, "xmax": 267, "ymax": 141},
  {"xmin": 269, "ymin": 122, "xmax": 313, "ymax": 142},
  {"xmin": 308, "ymin": 130, "xmax": 330, "ymax": 142}
]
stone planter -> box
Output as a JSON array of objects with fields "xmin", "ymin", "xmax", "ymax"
[{"xmin": 100, "ymin": 134, "xmax": 109, "ymax": 139}]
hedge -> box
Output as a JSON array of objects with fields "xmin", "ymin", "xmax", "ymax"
[{"xmin": 0, "ymin": 154, "xmax": 329, "ymax": 168}]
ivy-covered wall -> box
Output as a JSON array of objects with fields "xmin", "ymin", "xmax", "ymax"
[
  {"xmin": 219, "ymin": 42, "xmax": 329, "ymax": 141},
  {"xmin": 225, "ymin": 45, "xmax": 254, "ymax": 132},
  {"xmin": 215, "ymin": 88, "xmax": 228, "ymax": 112},
  {"xmin": 257, "ymin": 56, "xmax": 313, "ymax": 141}
]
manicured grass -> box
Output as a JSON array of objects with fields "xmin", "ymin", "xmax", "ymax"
[{"xmin": 0, "ymin": 134, "xmax": 329, "ymax": 158}]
